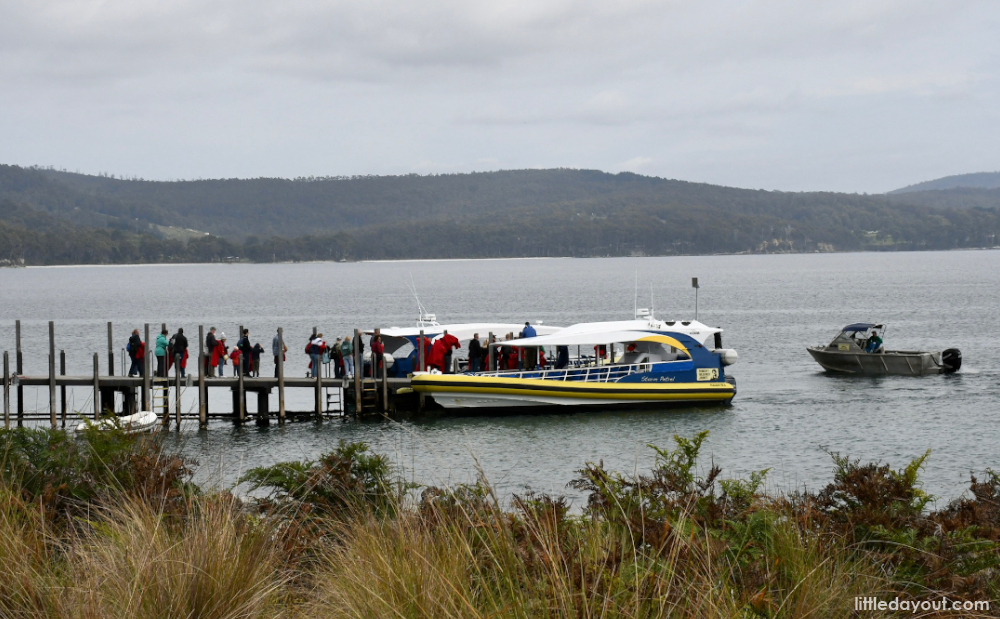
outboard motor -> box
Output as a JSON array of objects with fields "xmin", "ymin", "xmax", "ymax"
[{"xmin": 942, "ymin": 348, "xmax": 962, "ymax": 373}]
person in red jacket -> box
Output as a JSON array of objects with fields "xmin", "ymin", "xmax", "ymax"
[
  {"xmin": 427, "ymin": 338, "xmax": 446, "ymax": 372},
  {"xmin": 211, "ymin": 335, "xmax": 229, "ymax": 377},
  {"xmin": 440, "ymin": 330, "xmax": 461, "ymax": 374},
  {"xmin": 371, "ymin": 335, "xmax": 385, "ymax": 377},
  {"xmin": 229, "ymin": 346, "xmax": 241, "ymax": 376}
]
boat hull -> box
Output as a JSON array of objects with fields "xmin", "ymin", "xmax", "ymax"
[
  {"xmin": 411, "ymin": 373, "xmax": 736, "ymax": 410},
  {"xmin": 75, "ymin": 410, "xmax": 160, "ymax": 434},
  {"xmin": 806, "ymin": 347, "xmax": 956, "ymax": 376}
]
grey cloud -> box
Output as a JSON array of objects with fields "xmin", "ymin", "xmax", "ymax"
[{"xmin": 0, "ymin": 0, "xmax": 998, "ymax": 192}]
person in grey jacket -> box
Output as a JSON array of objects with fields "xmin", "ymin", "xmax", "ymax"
[
  {"xmin": 340, "ymin": 336, "xmax": 354, "ymax": 378},
  {"xmin": 272, "ymin": 329, "xmax": 287, "ymax": 377}
]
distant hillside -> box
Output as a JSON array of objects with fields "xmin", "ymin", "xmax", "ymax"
[
  {"xmin": 885, "ymin": 186, "xmax": 1000, "ymax": 211},
  {"xmin": 890, "ymin": 171, "xmax": 1000, "ymax": 194},
  {"xmin": 1, "ymin": 164, "xmax": 999, "ymax": 265}
]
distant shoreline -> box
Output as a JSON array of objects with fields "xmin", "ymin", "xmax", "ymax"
[{"xmin": 5, "ymin": 246, "xmax": 999, "ymax": 270}]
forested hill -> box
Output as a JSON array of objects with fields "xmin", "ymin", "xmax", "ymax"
[
  {"xmin": 890, "ymin": 171, "xmax": 1000, "ymax": 193},
  {"xmin": 1, "ymin": 164, "xmax": 999, "ymax": 265}
]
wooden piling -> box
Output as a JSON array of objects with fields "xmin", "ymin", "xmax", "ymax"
[
  {"xmin": 59, "ymin": 350, "xmax": 67, "ymax": 427},
  {"xmin": 237, "ymin": 325, "xmax": 245, "ymax": 423},
  {"xmin": 277, "ymin": 328, "xmax": 285, "ymax": 425},
  {"xmin": 315, "ymin": 355, "xmax": 323, "ymax": 416},
  {"xmin": 418, "ymin": 330, "xmax": 425, "ymax": 372},
  {"xmin": 15, "ymin": 320, "xmax": 23, "ymax": 425},
  {"xmin": 381, "ymin": 352, "xmax": 388, "ymax": 413},
  {"xmin": 143, "ymin": 324, "xmax": 150, "ymax": 411},
  {"xmin": 92, "ymin": 353, "xmax": 100, "ymax": 419},
  {"xmin": 174, "ymin": 353, "xmax": 181, "ymax": 429},
  {"xmin": 198, "ymin": 325, "xmax": 206, "ymax": 427},
  {"xmin": 107, "ymin": 322, "xmax": 114, "ymax": 376},
  {"xmin": 3, "ymin": 351, "xmax": 9, "ymax": 428},
  {"xmin": 237, "ymin": 363, "xmax": 245, "ymax": 423},
  {"xmin": 353, "ymin": 329, "xmax": 362, "ymax": 415},
  {"xmin": 48, "ymin": 321, "xmax": 56, "ymax": 428},
  {"xmin": 161, "ymin": 379, "xmax": 170, "ymax": 427},
  {"xmin": 417, "ymin": 330, "xmax": 425, "ymax": 411}
]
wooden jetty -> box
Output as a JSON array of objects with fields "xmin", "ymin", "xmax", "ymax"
[{"xmin": 3, "ymin": 321, "xmax": 417, "ymax": 429}]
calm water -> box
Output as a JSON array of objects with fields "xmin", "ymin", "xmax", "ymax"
[{"xmin": 1, "ymin": 251, "xmax": 998, "ymax": 505}]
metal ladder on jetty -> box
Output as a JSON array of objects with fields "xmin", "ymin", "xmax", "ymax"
[{"xmin": 324, "ymin": 384, "xmax": 345, "ymax": 417}]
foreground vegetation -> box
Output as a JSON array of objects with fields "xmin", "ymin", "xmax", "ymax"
[{"xmin": 1, "ymin": 427, "xmax": 998, "ymax": 618}]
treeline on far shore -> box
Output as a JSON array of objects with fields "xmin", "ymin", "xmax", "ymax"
[
  {"xmin": 1, "ymin": 426, "xmax": 998, "ymax": 618},
  {"xmin": 3, "ymin": 195, "xmax": 1000, "ymax": 266}
]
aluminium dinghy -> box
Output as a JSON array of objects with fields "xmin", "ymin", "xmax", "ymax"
[{"xmin": 807, "ymin": 323, "xmax": 961, "ymax": 376}]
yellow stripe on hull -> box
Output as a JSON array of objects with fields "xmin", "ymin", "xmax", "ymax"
[{"xmin": 411, "ymin": 374, "xmax": 735, "ymax": 403}]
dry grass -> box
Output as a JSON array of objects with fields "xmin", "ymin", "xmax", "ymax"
[{"xmin": 1, "ymin": 428, "xmax": 995, "ymax": 619}]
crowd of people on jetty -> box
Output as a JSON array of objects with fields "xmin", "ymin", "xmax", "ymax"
[
  {"xmin": 122, "ymin": 321, "xmax": 570, "ymax": 380},
  {"xmin": 123, "ymin": 326, "xmax": 363, "ymax": 380}
]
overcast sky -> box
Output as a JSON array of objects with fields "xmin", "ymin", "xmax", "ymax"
[{"xmin": 1, "ymin": 0, "xmax": 997, "ymax": 192}]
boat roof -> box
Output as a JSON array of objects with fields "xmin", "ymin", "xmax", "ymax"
[
  {"xmin": 375, "ymin": 323, "xmax": 562, "ymax": 342},
  {"xmin": 492, "ymin": 319, "xmax": 720, "ymax": 351},
  {"xmin": 842, "ymin": 323, "xmax": 884, "ymax": 333}
]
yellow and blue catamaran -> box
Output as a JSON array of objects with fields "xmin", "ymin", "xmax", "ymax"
[{"xmin": 412, "ymin": 313, "xmax": 738, "ymax": 411}]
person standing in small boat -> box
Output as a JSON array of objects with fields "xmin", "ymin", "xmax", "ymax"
[
  {"xmin": 155, "ymin": 328, "xmax": 168, "ymax": 377},
  {"xmin": 440, "ymin": 330, "xmax": 461, "ymax": 374},
  {"xmin": 427, "ymin": 337, "xmax": 446, "ymax": 372},
  {"xmin": 468, "ymin": 334, "xmax": 482, "ymax": 372},
  {"xmin": 865, "ymin": 329, "xmax": 884, "ymax": 353}
]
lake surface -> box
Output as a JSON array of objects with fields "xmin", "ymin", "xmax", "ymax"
[{"xmin": 1, "ymin": 251, "xmax": 997, "ymax": 505}]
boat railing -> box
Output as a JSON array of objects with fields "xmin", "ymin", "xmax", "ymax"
[{"xmin": 470, "ymin": 362, "xmax": 655, "ymax": 383}]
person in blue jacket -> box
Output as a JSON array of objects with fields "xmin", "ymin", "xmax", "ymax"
[{"xmin": 521, "ymin": 322, "xmax": 538, "ymax": 370}]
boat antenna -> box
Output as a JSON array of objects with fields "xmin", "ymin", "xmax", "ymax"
[
  {"xmin": 650, "ymin": 284, "xmax": 655, "ymax": 321},
  {"xmin": 407, "ymin": 274, "xmax": 433, "ymax": 326},
  {"xmin": 633, "ymin": 271, "xmax": 638, "ymax": 319},
  {"xmin": 692, "ymin": 277, "xmax": 700, "ymax": 321}
]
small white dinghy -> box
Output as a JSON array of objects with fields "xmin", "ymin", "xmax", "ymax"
[{"xmin": 75, "ymin": 410, "xmax": 160, "ymax": 435}]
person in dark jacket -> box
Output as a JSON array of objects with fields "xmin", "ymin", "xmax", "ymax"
[
  {"xmin": 172, "ymin": 328, "xmax": 188, "ymax": 378},
  {"xmin": 127, "ymin": 329, "xmax": 143, "ymax": 377},
  {"xmin": 251, "ymin": 342, "xmax": 264, "ymax": 377},
  {"xmin": 468, "ymin": 334, "xmax": 482, "ymax": 372},
  {"xmin": 205, "ymin": 327, "xmax": 218, "ymax": 377},
  {"xmin": 556, "ymin": 345, "xmax": 570, "ymax": 369},
  {"xmin": 238, "ymin": 329, "xmax": 253, "ymax": 376}
]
